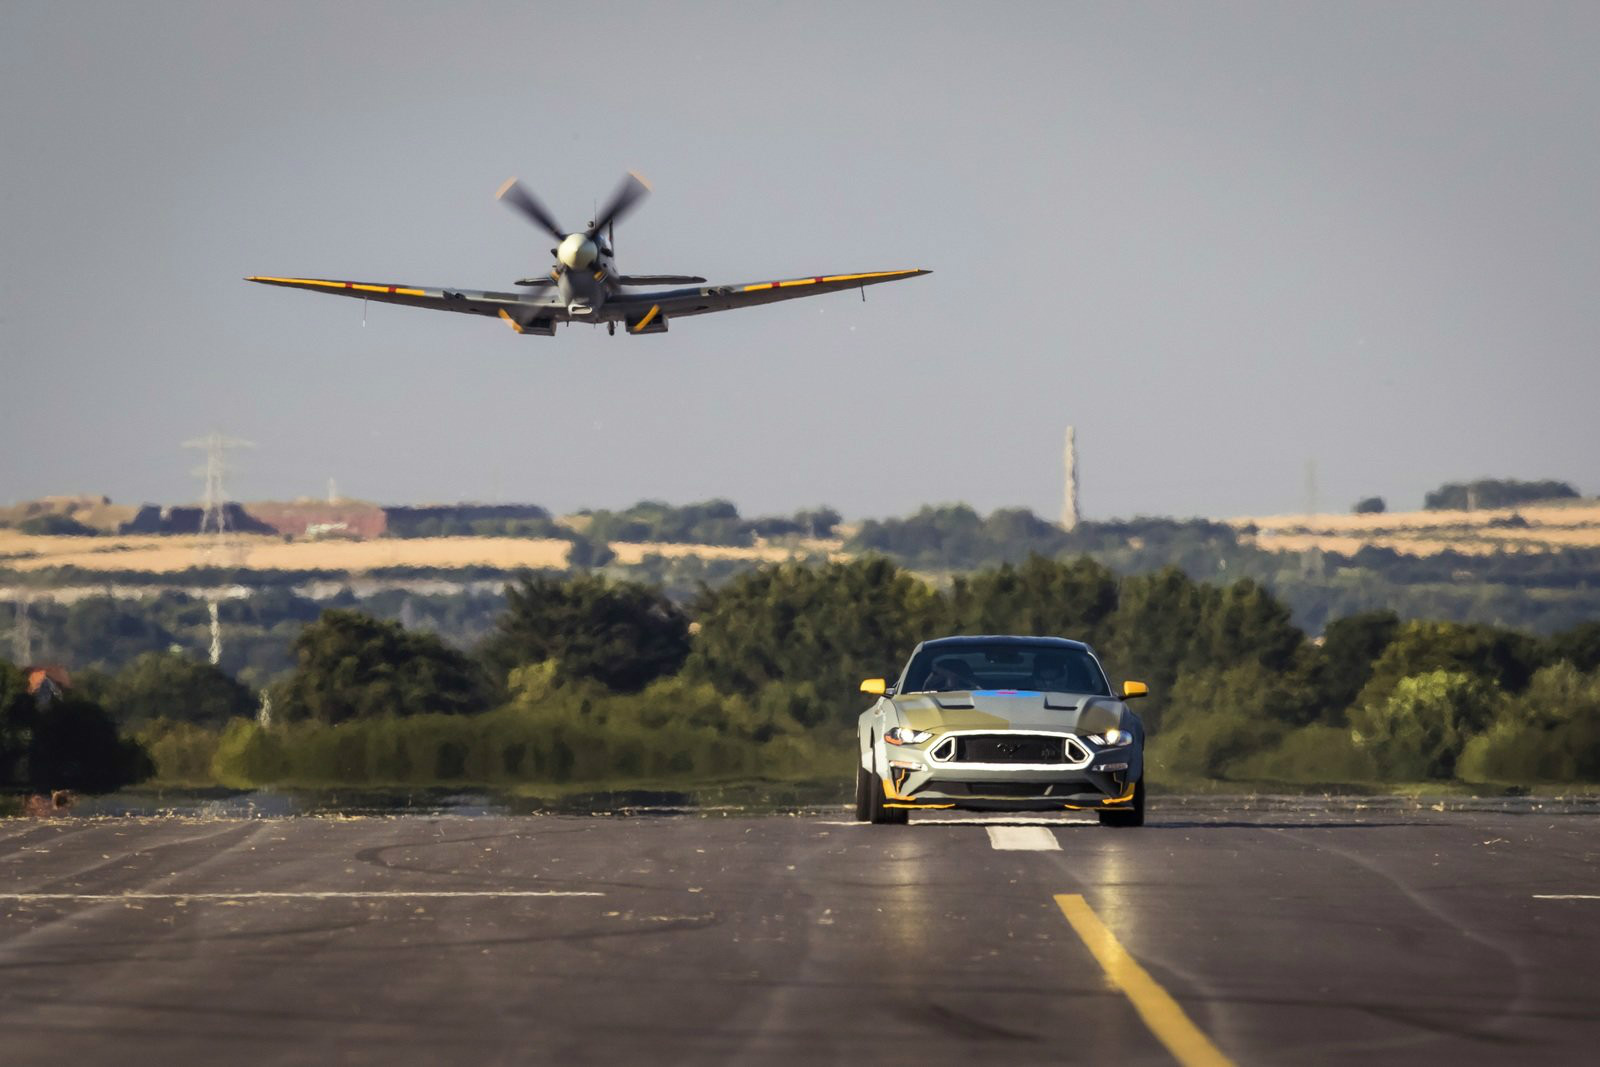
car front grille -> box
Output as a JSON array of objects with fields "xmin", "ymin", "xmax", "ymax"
[
  {"xmin": 930, "ymin": 733, "xmax": 1091, "ymax": 765},
  {"xmin": 932, "ymin": 781, "xmax": 1105, "ymax": 799}
]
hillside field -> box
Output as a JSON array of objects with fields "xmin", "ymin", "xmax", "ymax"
[{"xmin": 1230, "ymin": 501, "xmax": 1600, "ymax": 556}]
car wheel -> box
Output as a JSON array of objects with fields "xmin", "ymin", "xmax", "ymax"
[
  {"xmin": 866, "ymin": 752, "xmax": 909, "ymax": 826},
  {"xmin": 853, "ymin": 759, "xmax": 871, "ymax": 822},
  {"xmin": 1098, "ymin": 777, "xmax": 1145, "ymax": 828}
]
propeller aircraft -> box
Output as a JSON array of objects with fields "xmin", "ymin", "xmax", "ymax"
[{"xmin": 248, "ymin": 173, "xmax": 928, "ymax": 336}]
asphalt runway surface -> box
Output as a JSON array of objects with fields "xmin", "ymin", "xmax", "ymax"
[{"xmin": 1, "ymin": 800, "xmax": 1597, "ymax": 1066}]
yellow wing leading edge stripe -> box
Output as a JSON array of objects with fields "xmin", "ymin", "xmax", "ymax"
[
  {"xmin": 497, "ymin": 309, "xmax": 525, "ymax": 334},
  {"xmin": 248, "ymin": 276, "xmax": 427, "ymax": 297},
  {"xmin": 740, "ymin": 269, "xmax": 925, "ymax": 292}
]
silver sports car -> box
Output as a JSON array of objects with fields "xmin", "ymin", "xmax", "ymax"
[{"xmin": 854, "ymin": 635, "xmax": 1147, "ymax": 826}]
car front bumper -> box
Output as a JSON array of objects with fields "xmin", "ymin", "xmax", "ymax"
[{"xmin": 879, "ymin": 747, "xmax": 1142, "ymax": 812}]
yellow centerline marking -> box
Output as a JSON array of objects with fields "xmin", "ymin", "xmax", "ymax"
[{"xmin": 1054, "ymin": 894, "xmax": 1234, "ymax": 1067}]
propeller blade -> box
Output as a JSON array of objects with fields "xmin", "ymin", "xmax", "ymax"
[
  {"xmin": 587, "ymin": 171, "xmax": 651, "ymax": 239},
  {"xmin": 496, "ymin": 178, "xmax": 566, "ymax": 242}
]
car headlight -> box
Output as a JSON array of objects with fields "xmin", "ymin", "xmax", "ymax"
[
  {"xmin": 1090, "ymin": 727, "xmax": 1133, "ymax": 747},
  {"xmin": 884, "ymin": 726, "xmax": 933, "ymax": 746}
]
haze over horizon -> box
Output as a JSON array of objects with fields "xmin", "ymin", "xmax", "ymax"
[{"xmin": 4, "ymin": 2, "xmax": 1597, "ymax": 522}]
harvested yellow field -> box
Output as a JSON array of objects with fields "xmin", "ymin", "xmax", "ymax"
[
  {"xmin": 0, "ymin": 532, "xmax": 571, "ymax": 573},
  {"xmin": 0, "ymin": 531, "xmax": 848, "ymax": 575},
  {"xmin": 1230, "ymin": 502, "xmax": 1600, "ymax": 557}
]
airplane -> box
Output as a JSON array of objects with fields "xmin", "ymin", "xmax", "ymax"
[{"xmin": 247, "ymin": 173, "xmax": 929, "ymax": 336}]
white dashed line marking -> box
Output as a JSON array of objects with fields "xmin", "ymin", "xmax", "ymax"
[
  {"xmin": 1533, "ymin": 894, "xmax": 1600, "ymax": 900},
  {"xmin": 986, "ymin": 826, "xmax": 1061, "ymax": 851}
]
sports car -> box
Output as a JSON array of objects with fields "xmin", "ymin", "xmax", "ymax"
[{"xmin": 854, "ymin": 635, "xmax": 1147, "ymax": 826}]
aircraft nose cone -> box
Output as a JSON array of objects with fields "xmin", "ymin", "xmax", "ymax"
[{"xmin": 558, "ymin": 234, "xmax": 597, "ymax": 269}]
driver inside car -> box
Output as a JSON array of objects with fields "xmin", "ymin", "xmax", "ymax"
[{"xmin": 924, "ymin": 657, "xmax": 979, "ymax": 692}]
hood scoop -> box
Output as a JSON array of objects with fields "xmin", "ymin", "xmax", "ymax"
[
  {"xmin": 1044, "ymin": 693, "xmax": 1082, "ymax": 711},
  {"xmin": 934, "ymin": 695, "xmax": 976, "ymax": 710}
]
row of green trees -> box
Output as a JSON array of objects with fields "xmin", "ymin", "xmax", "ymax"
[
  {"xmin": 578, "ymin": 499, "xmax": 840, "ymax": 547},
  {"xmin": 844, "ymin": 503, "xmax": 1600, "ymax": 634},
  {"xmin": 11, "ymin": 555, "xmax": 1600, "ymax": 794},
  {"xmin": 1423, "ymin": 478, "xmax": 1578, "ymax": 510}
]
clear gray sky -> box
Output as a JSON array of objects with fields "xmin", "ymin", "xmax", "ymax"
[{"xmin": 3, "ymin": 1, "xmax": 1596, "ymax": 520}]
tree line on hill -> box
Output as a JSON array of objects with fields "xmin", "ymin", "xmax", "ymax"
[
  {"xmin": 7, "ymin": 556, "xmax": 1599, "ymax": 797},
  {"xmin": 1423, "ymin": 478, "xmax": 1579, "ymax": 511},
  {"xmin": 844, "ymin": 503, "xmax": 1600, "ymax": 634}
]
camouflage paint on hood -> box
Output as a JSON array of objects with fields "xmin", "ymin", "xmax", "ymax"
[{"xmin": 893, "ymin": 690, "xmax": 1127, "ymax": 736}]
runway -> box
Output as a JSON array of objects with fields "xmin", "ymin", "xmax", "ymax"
[{"xmin": 1, "ymin": 801, "xmax": 1596, "ymax": 1065}]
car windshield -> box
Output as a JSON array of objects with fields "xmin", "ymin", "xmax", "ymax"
[{"xmin": 900, "ymin": 643, "xmax": 1110, "ymax": 695}]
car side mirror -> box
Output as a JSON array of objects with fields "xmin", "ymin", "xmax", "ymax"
[
  {"xmin": 860, "ymin": 678, "xmax": 888, "ymax": 696},
  {"xmin": 1121, "ymin": 680, "xmax": 1149, "ymax": 700}
]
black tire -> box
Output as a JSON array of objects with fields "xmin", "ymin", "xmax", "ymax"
[
  {"xmin": 853, "ymin": 760, "xmax": 871, "ymax": 822},
  {"xmin": 866, "ymin": 751, "xmax": 909, "ymax": 825},
  {"xmin": 1098, "ymin": 777, "xmax": 1145, "ymax": 828}
]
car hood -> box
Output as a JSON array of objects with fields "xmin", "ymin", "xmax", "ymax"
[{"xmin": 892, "ymin": 690, "xmax": 1126, "ymax": 735}]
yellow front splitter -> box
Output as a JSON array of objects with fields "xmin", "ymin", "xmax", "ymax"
[{"xmin": 883, "ymin": 775, "xmax": 1135, "ymax": 811}]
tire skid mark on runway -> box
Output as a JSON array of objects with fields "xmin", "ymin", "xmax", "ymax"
[
  {"xmin": 352, "ymin": 826, "xmax": 588, "ymax": 876},
  {"xmin": 917, "ymin": 1001, "xmax": 1040, "ymax": 1043},
  {"xmin": 1054, "ymin": 894, "xmax": 1235, "ymax": 1067},
  {"xmin": 3, "ymin": 820, "xmax": 272, "ymax": 895},
  {"xmin": 1261, "ymin": 825, "xmax": 1538, "ymax": 1046}
]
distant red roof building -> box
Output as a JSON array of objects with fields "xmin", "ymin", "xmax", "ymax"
[
  {"xmin": 26, "ymin": 665, "xmax": 71, "ymax": 706},
  {"xmin": 245, "ymin": 501, "xmax": 388, "ymax": 540}
]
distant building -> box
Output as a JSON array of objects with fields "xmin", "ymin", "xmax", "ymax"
[
  {"xmin": 246, "ymin": 500, "xmax": 388, "ymax": 539},
  {"xmin": 25, "ymin": 665, "xmax": 71, "ymax": 707}
]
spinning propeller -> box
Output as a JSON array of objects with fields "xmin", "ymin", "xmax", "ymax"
[{"xmin": 496, "ymin": 172, "xmax": 652, "ymax": 286}]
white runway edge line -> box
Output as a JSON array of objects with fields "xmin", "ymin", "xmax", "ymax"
[
  {"xmin": 1533, "ymin": 894, "xmax": 1600, "ymax": 900},
  {"xmin": 986, "ymin": 826, "xmax": 1062, "ymax": 851},
  {"xmin": 0, "ymin": 891, "xmax": 604, "ymax": 901}
]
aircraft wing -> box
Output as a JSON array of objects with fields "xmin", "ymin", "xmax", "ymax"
[
  {"xmin": 609, "ymin": 268, "xmax": 929, "ymax": 321},
  {"xmin": 246, "ymin": 276, "xmax": 562, "ymax": 329}
]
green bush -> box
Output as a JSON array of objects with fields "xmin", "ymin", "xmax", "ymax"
[
  {"xmin": 1458, "ymin": 664, "xmax": 1600, "ymax": 783},
  {"xmin": 1232, "ymin": 725, "xmax": 1380, "ymax": 783},
  {"xmin": 137, "ymin": 719, "xmax": 225, "ymax": 784},
  {"xmin": 211, "ymin": 718, "xmax": 289, "ymax": 786},
  {"xmin": 1349, "ymin": 670, "xmax": 1502, "ymax": 780},
  {"xmin": 202, "ymin": 664, "xmax": 843, "ymax": 789}
]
